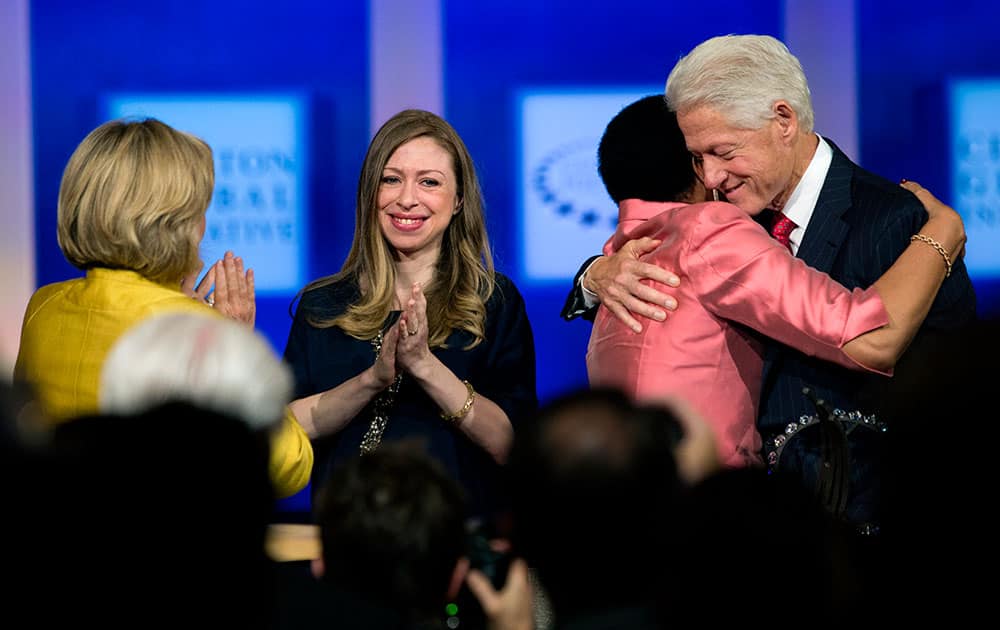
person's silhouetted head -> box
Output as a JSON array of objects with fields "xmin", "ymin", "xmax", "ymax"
[
  {"xmin": 508, "ymin": 388, "xmax": 682, "ymax": 617},
  {"xmin": 12, "ymin": 401, "xmax": 275, "ymax": 627},
  {"xmin": 314, "ymin": 443, "xmax": 467, "ymax": 623}
]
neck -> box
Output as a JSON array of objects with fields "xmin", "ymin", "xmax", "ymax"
[
  {"xmin": 769, "ymin": 132, "xmax": 819, "ymax": 212},
  {"xmin": 393, "ymin": 247, "xmax": 438, "ymax": 301}
]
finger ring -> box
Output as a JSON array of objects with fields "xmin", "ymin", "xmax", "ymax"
[{"xmin": 206, "ymin": 297, "xmax": 215, "ymax": 307}]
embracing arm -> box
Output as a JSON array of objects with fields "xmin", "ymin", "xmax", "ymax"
[
  {"xmin": 561, "ymin": 237, "xmax": 680, "ymax": 332},
  {"xmin": 842, "ymin": 182, "xmax": 966, "ymax": 370},
  {"xmin": 694, "ymin": 183, "xmax": 964, "ymax": 374}
]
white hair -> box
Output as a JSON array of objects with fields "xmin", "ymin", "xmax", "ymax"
[
  {"xmin": 665, "ymin": 34, "xmax": 814, "ymax": 133},
  {"xmin": 101, "ymin": 313, "xmax": 292, "ymax": 431}
]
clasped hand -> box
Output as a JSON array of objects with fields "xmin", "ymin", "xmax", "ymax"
[
  {"xmin": 371, "ymin": 283, "xmax": 433, "ymax": 388},
  {"xmin": 181, "ymin": 251, "xmax": 256, "ymax": 326}
]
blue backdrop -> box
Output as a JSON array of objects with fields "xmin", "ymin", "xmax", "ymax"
[{"xmin": 28, "ymin": 1, "xmax": 1000, "ymax": 510}]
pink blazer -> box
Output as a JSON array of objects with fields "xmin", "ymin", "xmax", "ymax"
[{"xmin": 586, "ymin": 199, "xmax": 889, "ymax": 467}]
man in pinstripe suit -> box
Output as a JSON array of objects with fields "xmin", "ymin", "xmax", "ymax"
[{"xmin": 563, "ymin": 35, "xmax": 976, "ymax": 530}]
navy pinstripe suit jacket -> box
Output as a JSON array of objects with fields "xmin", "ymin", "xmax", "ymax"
[{"xmin": 757, "ymin": 140, "xmax": 977, "ymax": 437}]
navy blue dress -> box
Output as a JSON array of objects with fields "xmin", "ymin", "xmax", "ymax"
[{"xmin": 284, "ymin": 273, "xmax": 537, "ymax": 522}]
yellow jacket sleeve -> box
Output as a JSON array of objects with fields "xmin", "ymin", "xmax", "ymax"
[{"xmin": 268, "ymin": 407, "xmax": 314, "ymax": 498}]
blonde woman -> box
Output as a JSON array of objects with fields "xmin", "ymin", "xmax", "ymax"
[
  {"xmin": 286, "ymin": 110, "xmax": 537, "ymax": 521},
  {"xmin": 14, "ymin": 118, "xmax": 312, "ymax": 497}
]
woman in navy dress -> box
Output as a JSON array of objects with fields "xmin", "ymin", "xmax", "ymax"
[{"xmin": 284, "ymin": 110, "xmax": 536, "ymax": 522}]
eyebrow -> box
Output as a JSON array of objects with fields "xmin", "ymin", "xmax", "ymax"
[{"xmin": 382, "ymin": 166, "xmax": 447, "ymax": 177}]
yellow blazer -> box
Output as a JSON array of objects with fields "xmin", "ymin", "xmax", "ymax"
[{"xmin": 14, "ymin": 268, "xmax": 312, "ymax": 497}]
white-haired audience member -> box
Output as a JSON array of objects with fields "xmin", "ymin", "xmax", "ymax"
[{"xmin": 101, "ymin": 311, "xmax": 293, "ymax": 432}]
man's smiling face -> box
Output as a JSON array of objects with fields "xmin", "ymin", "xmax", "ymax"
[{"xmin": 678, "ymin": 104, "xmax": 796, "ymax": 215}]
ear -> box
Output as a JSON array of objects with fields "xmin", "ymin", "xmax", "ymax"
[
  {"xmin": 454, "ymin": 197, "xmax": 463, "ymax": 215},
  {"xmin": 447, "ymin": 556, "xmax": 471, "ymax": 600},
  {"xmin": 772, "ymin": 100, "xmax": 799, "ymax": 142}
]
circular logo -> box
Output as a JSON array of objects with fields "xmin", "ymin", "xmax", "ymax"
[{"xmin": 532, "ymin": 138, "xmax": 617, "ymax": 230}]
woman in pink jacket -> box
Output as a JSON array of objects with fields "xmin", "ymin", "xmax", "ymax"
[{"xmin": 586, "ymin": 97, "xmax": 964, "ymax": 467}]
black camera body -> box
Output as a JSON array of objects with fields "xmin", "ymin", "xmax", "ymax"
[
  {"xmin": 443, "ymin": 522, "xmax": 514, "ymax": 628},
  {"xmin": 465, "ymin": 528, "xmax": 512, "ymax": 590}
]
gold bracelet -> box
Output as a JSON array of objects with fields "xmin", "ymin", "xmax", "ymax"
[
  {"xmin": 441, "ymin": 380, "xmax": 475, "ymax": 423},
  {"xmin": 910, "ymin": 234, "xmax": 953, "ymax": 278}
]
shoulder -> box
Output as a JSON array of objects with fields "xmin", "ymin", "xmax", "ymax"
[
  {"xmin": 851, "ymin": 166, "xmax": 922, "ymax": 216},
  {"xmin": 483, "ymin": 272, "xmax": 530, "ymax": 330},
  {"xmin": 26, "ymin": 279, "xmax": 75, "ymax": 308},
  {"xmin": 827, "ymin": 153, "xmax": 924, "ymax": 228},
  {"xmin": 488, "ymin": 272, "xmax": 526, "ymax": 307},
  {"xmin": 109, "ymin": 275, "xmax": 212, "ymax": 315},
  {"xmin": 685, "ymin": 201, "xmax": 769, "ymax": 247},
  {"xmin": 144, "ymin": 294, "xmax": 215, "ymax": 316},
  {"xmin": 492, "ymin": 271, "xmax": 521, "ymax": 295},
  {"xmin": 696, "ymin": 200, "xmax": 753, "ymax": 223},
  {"xmin": 295, "ymin": 277, "xmax": 359, "ymax": 320},
  {"xmin": 21, "ymin": 279, "xmax": 77, "ymax": 325}
]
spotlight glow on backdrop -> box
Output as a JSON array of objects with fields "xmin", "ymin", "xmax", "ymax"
[
  {"xmin": 951, "ymin": 80, "xmax": 1000, "ymax": 279},
  {"xmin": 105, "ymin": 95, "xmax": 309, "ymax": 294}
]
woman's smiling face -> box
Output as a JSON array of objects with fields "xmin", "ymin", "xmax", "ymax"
[{"xmin": 377, "ymin": 136, "xmax": 459, "ymax": 260}]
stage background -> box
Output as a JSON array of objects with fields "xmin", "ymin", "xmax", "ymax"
[{"xmin": 11, "ymin": 0, "xmax": 1000, "ymax": 511}]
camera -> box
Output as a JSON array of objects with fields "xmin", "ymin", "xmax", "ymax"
[
  {"xmin": 465, "ymin": 526, "xmax": 512, "ymax": 590},
  {"xmin": 443, "ymin": 520, "xmax": 514, "ymax": 629}
]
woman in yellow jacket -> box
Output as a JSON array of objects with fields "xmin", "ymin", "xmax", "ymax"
[{"xmin": 14, "ymin": 118, "xmax": 312, "ymax": 497}]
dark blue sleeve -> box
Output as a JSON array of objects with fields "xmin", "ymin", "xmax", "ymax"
[
  {"xmin": 481, "ymin": 275, "xmax": 538, "ymax": 428},
  {"xmin": 283, "ymin": 298, "xmax": 316, "ymax": 400},
  {"xmin": 867, "ymin": 193, "xmax": 977, "ymax": 330},
  {"xmin": 560, "ymin": 255, "xmax": 602, "ymax": 322}
]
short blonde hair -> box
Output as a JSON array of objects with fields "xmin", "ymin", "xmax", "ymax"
[{"xmin": 57, "ymin": 118, "xmax": 214, "ymax": 284}]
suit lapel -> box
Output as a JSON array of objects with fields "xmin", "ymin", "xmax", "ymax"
[
  {"xmin": 762, "ymin": 140, "xmax": 855, "ymax": 387},
  {"xmin": 795, "ymin": 141, "xmax": 854, "ymax": 274}
]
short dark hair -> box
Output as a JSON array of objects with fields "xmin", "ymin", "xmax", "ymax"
[
  {"xmin": 597, "ymin": 95, "xmax": 698, "ymax": 204},
  {"xmin": 508, "ymin": 388, "xmax": 682, "ymax": 614},
  {"xmin": 315, "ymin": 443, "xmax": 467, "ymax": 619}
]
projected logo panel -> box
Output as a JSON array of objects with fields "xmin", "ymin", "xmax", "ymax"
[
  {"xmin": 952, "ymin": 80, "xmax": 1000, "ymax": 278},
  {"xmin": 105, "ymin": 95, "xmax": 307, "ymax": 293},
  {"xmin": 519, "ymin": 89, "xmax": 658, "ymax": 282}
]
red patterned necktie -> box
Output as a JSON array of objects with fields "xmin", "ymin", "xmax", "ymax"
[{"xmin": 770, "ymin": 212, "xmax": 797, "ymax": 252}]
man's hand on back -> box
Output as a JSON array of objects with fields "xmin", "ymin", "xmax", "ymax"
[{"xmin": 583, "ymin": 237, "xmax": 680, "ymax": 332}]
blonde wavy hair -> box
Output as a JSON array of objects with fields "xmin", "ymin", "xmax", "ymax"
[
  {"xmin": 57, "ymin": 118, "xmax": 214, "ymax": 285},
  {"xmin": 303, "ymin": 109, "xmax": 495, "ymax": 349}
]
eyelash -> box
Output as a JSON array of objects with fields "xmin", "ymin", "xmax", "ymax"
[{"xmin": 379, "ymin": 176, "xmax": 440, "ymax": 187}]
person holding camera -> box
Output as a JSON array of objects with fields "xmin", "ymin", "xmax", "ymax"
[{"xmin": 291, "ymin": 443, "xmax": 530, "ymax": 630}]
